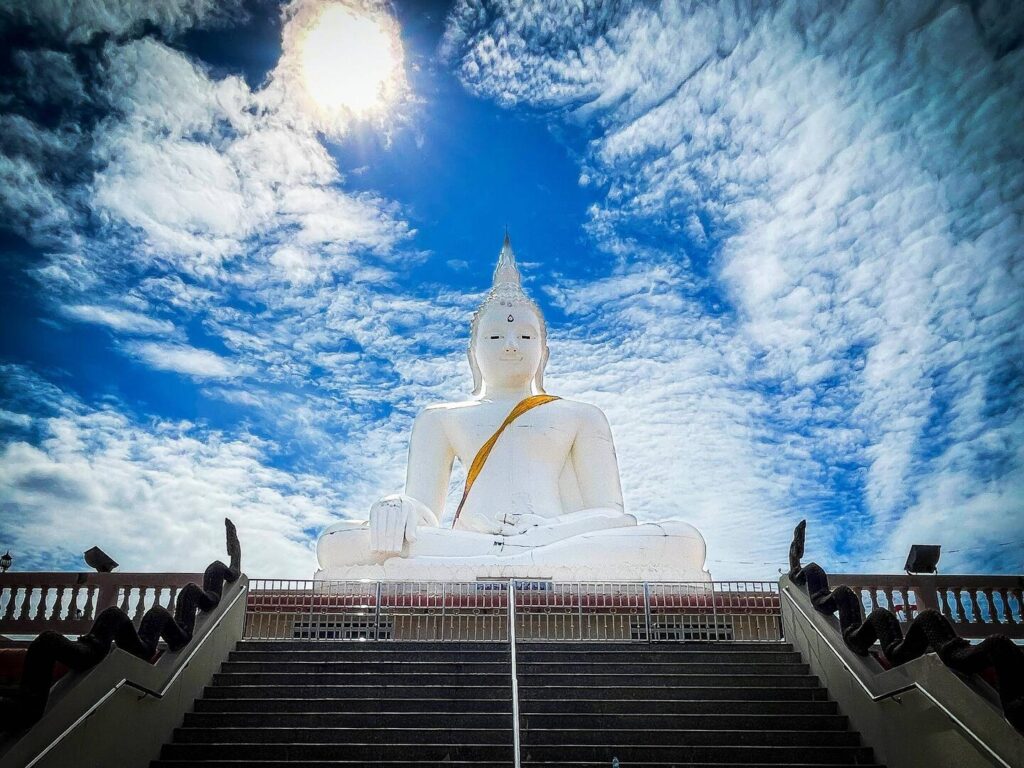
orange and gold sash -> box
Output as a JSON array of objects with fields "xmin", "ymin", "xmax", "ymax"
[{"xmin": 451, "ymin": 394, "xmax": 560, "ymax": 528}]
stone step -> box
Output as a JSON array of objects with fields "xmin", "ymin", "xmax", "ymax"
[
  {"xmin": 218, "ymin": 660, "xmax": 815, "ymax": 676},
  {"xmin": 518, "ymin": 661, "xmax": 810, "ymax": 675},
  {"xmin": 194, "ymin": 697, "xmax": 511, "ymax": 713},
  {"xmin": 518, "ymin": 672, "xmax": 819, "ymax": 687},
  {"xmin": 235, "ymin": 641, "xmax": 506, "ymax": 652},
  {"xmin": 211, "ymin": 672, "xmax": 512, "ymax": 686},
  {"xmin": 518, "ymin": 642, "xmax": 794, "ymax": 651},
  {"xmin": 519, "ymin": 685, "xmax": 827, "ymax": 701},
  {"xmin": 204, "ymin": 685, "xmax": 512, "ymax": 700},
  {"xmin": 521, "ymin": 713, "xmax": 848, "ymax": 730},
  {"xmin": 524, "ymin": 679, "xmax": 819, "ymax": 696},
  {"xmin": 173, "ymin": 727, "xmax": 512, "ymax": 744},
  {"xmin": 521, "ymin": 729, "xmax": 860, "ymax": 747},
  {"xmin": 221, "ymin": 660, "xmax": 511, "ymax": 673},
  {"xmin": 192, "ymin": 695, "xmax": 833, "ymax": 715},
  {"xmin": 520, "ymin": 745, "xmax": 875, "ymax": 763},
  {"xmin": 517, "ymin": 650, "xmax": 803, "ymax": 663},
  {"xmin": 229, "ymin": 649, "xmax": 510, "ymax": 662},
  {"xmin": 233, "ymin": 640, "xmax": 792, "ymax": 653},
  {"xmin": 184, "ymin": 712, "xmax": 518, "ymax": 728},
  {"xmin": 210, "ymin": 671, "xmax": 816, "ymax": 688},
  {"xmin": 183, "ymin": 711, "xmax": 848, "ymax": 731},
  {"xmin": 172, "ymin": 726, "xmax": 859, "ymax": 748},
  {"xmin": 521, "ymin": 698, "xmax": 839, "ymax": 715},
  {"xmin": 228, "ymin": 648, "xmax": 801, "ymax": 664},
  {"xmin": 160, "ymin": 743, "xmax": 513, "ymax": 761}
]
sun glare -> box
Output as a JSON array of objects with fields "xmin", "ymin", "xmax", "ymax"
[{"xmin": 298, "ymin": 3, "xmax": 402, "ymax": 120}]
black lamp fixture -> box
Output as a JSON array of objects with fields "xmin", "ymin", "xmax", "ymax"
[
  {"xmin": 904, "ymin": 544, "xmax": 941, "ymax": 574},
  {"xmin": 0, "ymin": 551, "xmax": 11, "ymax": 573},
  {"xmin": 83, "ymin": 546, "xmax": 118, "ymax": 573}
]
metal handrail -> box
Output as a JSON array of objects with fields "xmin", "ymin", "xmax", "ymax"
[
  {"xmin": 781, "ymin": 585, "xmax": 1012, "ymax": 768},
  {"xmin": 508, "ymin": 579, "xmax": 521, "ymax": 768},
  {"xmin": 23, "ymin": 582, "xmax": 248, "ymax": 768}
]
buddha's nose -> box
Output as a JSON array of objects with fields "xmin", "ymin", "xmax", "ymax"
[{"xmin": 503, "ymin": 333, "xmax": 519, "ymax": 354}]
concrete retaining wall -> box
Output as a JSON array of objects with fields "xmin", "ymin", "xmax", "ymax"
[
  {"xmin": 0, "ymin": 577, "xmax": 247, "ymax": 768},
  {"xmin": 780, "ymin": 575, "xmax": 1023, "ymax": 768}
]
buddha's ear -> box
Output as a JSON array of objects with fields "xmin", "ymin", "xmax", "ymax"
[
  {"xmin": 468, "ymin": 347, "xmax": 483, "ymax": 396},
  {"xmin": 534, "ymin": 345, "xmax": 550, "ymax": 394}
]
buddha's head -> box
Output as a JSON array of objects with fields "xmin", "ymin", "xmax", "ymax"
[{"xmin": 468, "ymin": 234, "xmax": 549, "ymax": 396}]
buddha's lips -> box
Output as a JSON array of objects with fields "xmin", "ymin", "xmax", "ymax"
[{"xmin": 499, "ymin": 355, "xmax": 524, "ymax": 362}]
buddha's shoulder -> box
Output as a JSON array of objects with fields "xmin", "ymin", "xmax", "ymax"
[
  {"xmin": 419, "ymin": 399, "xmax": 479, "ymax": 415},
  {"xmin": 416, "ymin": 397, "xmax": 608, "ymax": 425},
  {"xmin": 549, "ymin": 398, "xmax": 611, "ymax": 425},
  {"xmin": 412, "ymin": 400, "xmax": 477, "ymax": 426}
]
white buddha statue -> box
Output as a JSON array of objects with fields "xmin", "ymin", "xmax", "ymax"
[{"xmin": 315, "ymin": 235, "xmax": 709, "ymax": 582}]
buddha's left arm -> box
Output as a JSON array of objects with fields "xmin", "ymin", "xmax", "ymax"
[{"xmin": 571, "ymin": 406, "xmax": 626, "ymax": 513}]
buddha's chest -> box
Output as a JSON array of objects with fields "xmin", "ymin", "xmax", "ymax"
[{"xmin": 448, "ymin": 405, "xmax": 578, "ymax": 469}]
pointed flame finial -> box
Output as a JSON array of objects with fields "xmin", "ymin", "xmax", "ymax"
[
  {"xmin": 469, "ymin": 231, "xmax": 549, "ymax": 395},
  {"xmin": 493, "ymin": 230, "xmax": 521, "ymax": 288}
]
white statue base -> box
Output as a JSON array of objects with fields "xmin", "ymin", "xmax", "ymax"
[{"xmin": 315, "ymin": 518, "xmax": 710, "ymax": 583}]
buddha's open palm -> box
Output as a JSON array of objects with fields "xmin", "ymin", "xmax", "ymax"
[{"xmin": 369, "ymin": 495, "xmax": 438, "ymax": 554}]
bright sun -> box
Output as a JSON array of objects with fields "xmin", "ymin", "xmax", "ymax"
[{"xmin": 297, "ymin": 3, "xmax": 403, "ymax": 120}]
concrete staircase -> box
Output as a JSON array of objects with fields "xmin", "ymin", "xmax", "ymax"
[
  {"xmin": 152, "ymin": 640, "xmax": 881, "ymax": 767},
  {"xmin": 153, "ymin": 641, "xmax": 512, "ymax": 766},
  {"xmin": 517, "ymin": 642, "xmax": 880, "ymax": 767}
]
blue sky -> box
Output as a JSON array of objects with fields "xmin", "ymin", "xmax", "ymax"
[{"xmin": 1, "ymin": 0, "xmax": 1021, "ymax": 578}]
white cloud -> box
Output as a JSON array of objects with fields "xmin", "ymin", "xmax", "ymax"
[
  {"xmin": 11, "ymin": 49, "xmax": 88, "ymax": 106},
  {"xmin": 0, "ymin": 151, "xmax": 74, "ymax": 242},
  {"xmin": 63, "ymin": 304, "xmax": 175, "ymax": 335},
  {"xmin": 0, "ymin": 16, "xmax": 457, "ymax": 581},
  {"xmin": 0, "ymin": 380, "xmax": 335, "ymax": 577},
  {"xmin": 1, "ymin": 0, "xmax": 243, "ymax": 44},
  {"xmin": 443, "ymin": 1, "xmax": 1024, "ymax": 574},
  {"xmin": 124, "ymin": 341, "xmax": 244, "ymax": 379},
  {"xmin": 90, "ymin": 37, "xmax": 412, "ymax": 277}
]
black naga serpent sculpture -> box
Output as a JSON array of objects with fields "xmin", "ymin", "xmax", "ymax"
[
  {"xmin": 0, "ymin": 518, "xmax": 241, "ymax": 732},
  {"xmin": 788, "ymin": 520, "xmax": 1023, "ymax": 732}
]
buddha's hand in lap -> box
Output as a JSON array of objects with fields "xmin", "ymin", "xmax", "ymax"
[
  {"xmin": 497, "ymin": 512, "xmax": 549, "ymax": 536},
  {"xmin": 497, "ymin": 508, "xmax": 638, "ymax": 545},
  {"xmin": 369, "ymin": 494, "xmax": 439, "ymax": 554}
]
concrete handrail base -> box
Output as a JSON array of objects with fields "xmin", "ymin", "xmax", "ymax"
[
  {"xmin": 780, "ymin": 576, "xmax": 1023, "ymax": 768},
  {"xmin": 0, "ymin": 577, "xmax": 248, "ymax": 768}
]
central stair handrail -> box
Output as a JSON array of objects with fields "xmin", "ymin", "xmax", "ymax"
[
  {"xmin": 508, "ymin": 578, "xmax": 521, "ymax": 768},
  {"xmin": 781, "ymin": 582, "xmax": 1015, "ymax": 768}
]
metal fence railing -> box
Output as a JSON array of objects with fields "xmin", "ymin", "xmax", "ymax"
[{"xmin": 242, "ymin": 580, "xmax": 783, "ymax": 642}]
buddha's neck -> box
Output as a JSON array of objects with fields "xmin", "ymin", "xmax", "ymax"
[{"xmin": 479, "ymin": 382, "xmax": 536, "ymax": 402}]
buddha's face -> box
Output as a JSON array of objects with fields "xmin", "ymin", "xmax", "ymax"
[{"xmin": 472, "ymin": 303, "xmax": 545, "ymax": 391}]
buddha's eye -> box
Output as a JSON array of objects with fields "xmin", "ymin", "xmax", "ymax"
[
  {"xmin": 521, "ymin": 335, "xmax": 532, "ymax": 339},
  {"xmin": 489, "ymin": 335, "xmax": 500, "ymax": 340}
]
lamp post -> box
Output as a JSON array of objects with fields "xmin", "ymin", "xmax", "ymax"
[
  {"xmin": 904, "ymin": 544, "xmax": 941, "ymax": 574},
  {"xmin": 0, "ymin": 551, "xmax": 11, "ymax": 573}
]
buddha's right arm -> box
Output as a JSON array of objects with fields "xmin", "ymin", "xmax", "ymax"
[{"xmin": 403, "ymin": 407, "xmax": 456, "ymax": 527}]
